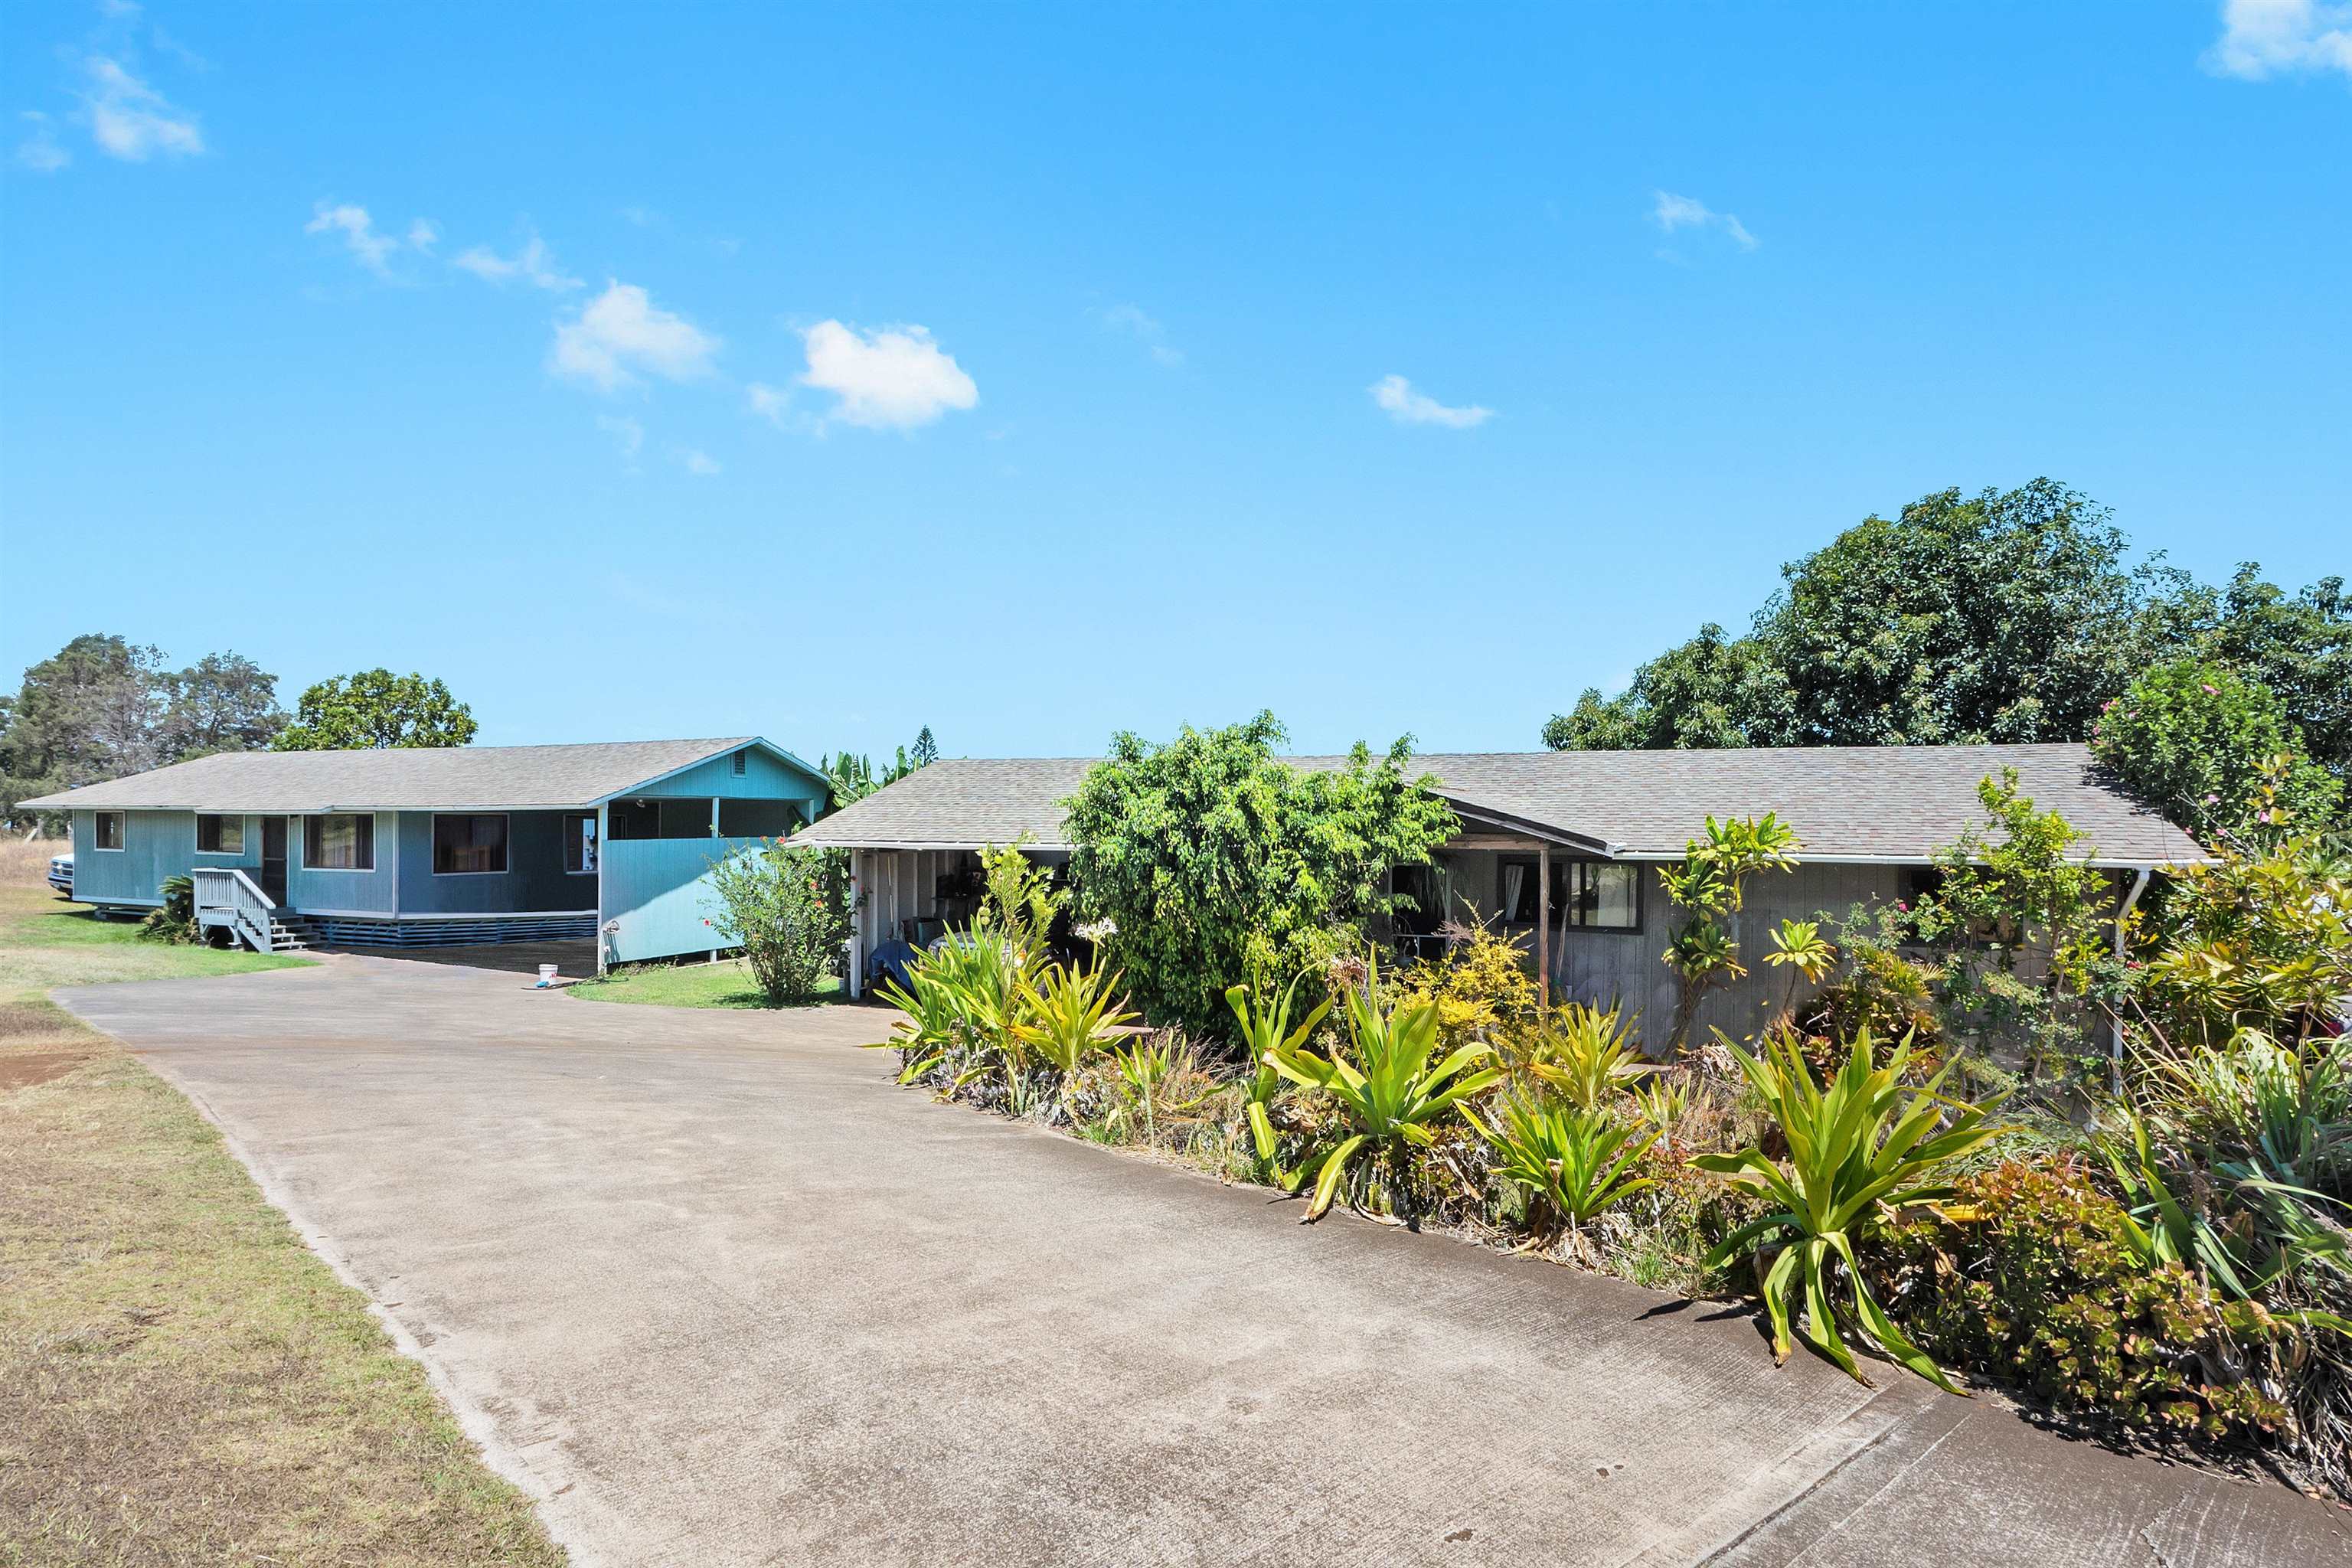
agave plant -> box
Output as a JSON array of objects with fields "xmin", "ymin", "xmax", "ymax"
[
  {"xmin": 1522, "ymin": 1002, "xmax": 1654, "ymax": 1109},
  {"xmin": 1472, "ymin": 1096, "xmax": 1658, "ymax": 1234},
  {"xmin": 1628, "ymin": 1074, "xmax": 1692, "ymax": 1137},
  {"xmin": 1262, "ymin": 957, "xmax": 1504, "ymax": 1221},
  {"xmin": 1695, "ymin": 1025, "xmax": 2003, "ymax": 1390},
  {"xmin": 1224, "ymin": 975, "xmax": 1333, "ymax": 1169},
  {"xmin": 1014, "ymin": 961, "xmax": 1138, "ymax": 1091}
]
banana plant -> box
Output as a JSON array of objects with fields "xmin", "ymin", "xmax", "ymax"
[
  {"xmin": 1262, "ymin": 956, "xmax": 1504, "ymax": 1221},
  {"xmin": 1225, "ymin": 974, "xmax": 1333, "ymax": 1171},
  {"xmin": 1472, "ymin": 1096, "xmax": 1658, "ymax": 1233},
  {"xmin": 1695, "ymin": 1025, "xmax": 2004, "ymax": 1391}
]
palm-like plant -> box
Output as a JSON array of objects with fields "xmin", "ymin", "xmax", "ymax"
[
  {"xmin": 1522, "ymin": 1002, "xmax": 1654, "ymax": 1109},
  {"xmin": 1262, "ymin": 958, "xmax": 1504, "ymax": 1221},
  {"xmin": 1225, "ymin": 975, "xmax": 1333, "ymax": 1168},
  {"xmin": 1014, "ymin": 961, "xmax": 1137, "ymax": 1089},
  {"xmin": 871, "ymin": 933, "xmax": 1034, "ymax": 1085},
  {"xmin": 1473, "ymin": 1096, "xmax": 1658, "ymax": 1234},
  {"xmin": 1764, "ymin": 918, "xmax": 1837, "ymax": 1019},
  {"xmin": 1695, "ymin": 1026, "xmax": 2003, "ymax": 1390}
]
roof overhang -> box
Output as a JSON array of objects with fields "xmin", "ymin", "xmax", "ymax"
[{"xmin": 1432, "ymin": 793, "xmax": 1619, "ymax": 855}]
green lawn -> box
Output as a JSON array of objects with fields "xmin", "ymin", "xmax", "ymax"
[
  {"xmin": 566, "ymin": 955, "xmax": 841, "ymax": 1010},
  {"xmin": 0, "ymin": 873, "xmax": 566, "ymax": 1566}
]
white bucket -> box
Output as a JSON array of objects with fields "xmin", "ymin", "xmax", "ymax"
[{"xmin": 537, "ymin": 963, "xmax": 560, "ymax": 988}]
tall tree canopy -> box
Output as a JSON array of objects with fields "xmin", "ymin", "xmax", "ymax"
[
  {"xmin": 1545, "ymin": 481, "xmax": 2350, "ymax": 788},
  {"xmin": 2, "ymin": 635, "xmax": 289, "ymax": 822},
  {"xmin": 1063, "ymin": 711, "xmax": 1458, "ymax": 1037},
  {"xmin": 273, "ymin": 669, "xmax": 477, "ymax": 750}
]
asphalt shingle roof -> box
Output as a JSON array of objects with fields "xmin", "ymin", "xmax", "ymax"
[
  {"xmin": 792, "ymin": 743, "xmax": 2206, "ymax": 865},
  {"xmin": 18, "ymin": 737, "xmax": 796, "ymax": 812}
]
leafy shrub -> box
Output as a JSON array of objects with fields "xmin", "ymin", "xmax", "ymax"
[
  {"xmin": 703, "ymin": 841, "xmax": 850, "ymax": 1004},
  {"xmin": 2090, "ymin": 658, "xmax": 2341, "ymax": 839},
  {"xmin": 1658, "ymin": 815, "xmax": 1801, "ymax": 1051},
  {"xmin": 1873, "ymin": 1159, "xmax": 2289, "ymax": 1440},
  {"xmin": 1697, "ymin": 1026, "xmax": 2003, "ymax": 1389},
  {"xmin": 1063, "ymin": 711, "xmax": 1457, "ymax": 1037},
  {"xmin": 1389, "ymin": 916, "xmax": 1536, "ymax": 1049}
]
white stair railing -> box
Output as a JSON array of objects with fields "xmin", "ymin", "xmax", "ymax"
[{"xmin": 191, "ymin": 866, "xmax": 279, "ymax": 953}]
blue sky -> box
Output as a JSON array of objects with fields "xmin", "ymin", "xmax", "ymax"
[{"xmin": 3, "ymin": 2, "xmax": 2347, "ymax": 760}]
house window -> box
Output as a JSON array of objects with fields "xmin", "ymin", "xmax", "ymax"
[
  {"xmin": 92, "ymin": 812, "xmax": 126, "ymax": 851},
  {"xmin": 303, "ymin": 813, "xmax": 375, "ymax": 871},
  {"xmin": 433, "ymin": 814, "xmax": 508, "ymax": 874},
  {"xmin": 607, "ymin": 798, "xmax": 714, "ymax": 839},
  {"xmin": 1498, "ymin": 858, "xmax": 1642, "ymax": 931},
  {"xmin": 564, "ymin": 812, "xmax": 599, "ymax": 875},
  {"xmin": 717, "ymin": 799, "xmax": 798, "ymax": 838},
  {"xmin": 196, "ymin": 813, "xmax": 244, "ymax": 854}
]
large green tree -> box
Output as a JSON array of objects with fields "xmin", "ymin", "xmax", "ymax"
[
  {"xmin": 158, "ymin": 652, "xmax": 288, "ymax": 760},
  {"xmin": 1544, "ymin": 482, "xmax": 2348, "ymax": 788},
  {"xmin": 1062, "ymin": 711, "xmax": 1458, "ymax": 1038},
  {"xmin": 273, "ymin": 669, "xmax": 477, "ymax": 750},
  {"xmin": 2, "ymin": 635, "xmax": 171, "ymax": 821}
]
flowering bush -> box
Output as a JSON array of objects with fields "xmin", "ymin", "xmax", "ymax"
[
  {"xmin": 2089, "ymin": 658, "xmax": 2341, "ymax": 840},
  {"xmin": 703, "ymin": 841, "xmax": 851, "ymax": 1004}
]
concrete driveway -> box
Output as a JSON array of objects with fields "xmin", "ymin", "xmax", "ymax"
[{"xmin": 60, "ymin": 956, "xmax": 2350, "ymax": 1568}]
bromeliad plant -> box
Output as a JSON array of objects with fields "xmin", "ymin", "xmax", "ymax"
[
  {"xmin": 1521, "ymin": 1002, "xmax": 1653, "ymax": 1109},
  {"xmin": 1472, "ymin": 1096, "xmax": 1658, "ymax": 1237},
  {"xmin": 1261, "ymin": 955, "xmax": 1504, "ymax": 1222},
  {"xmin": 1696, "ymin": 1025, "xmax": 2004, "ymax": 1390},
  {"xmin": 1225, "ymin": 974, "xmax": 1333, "ymax": 1172}
]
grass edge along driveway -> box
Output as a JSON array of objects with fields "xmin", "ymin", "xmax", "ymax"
[{"xmin": 0, "ymin": 871, "xmax": 565, "ymax": 1568}]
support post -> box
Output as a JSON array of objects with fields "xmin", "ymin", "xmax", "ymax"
[
  {"xmin": 1537, "ymin": 846, "xmax": 1552, "ymax": 1010},
  {"xmin": 595, "ymin": 802, "xmax": 609, "ymax": 976}
]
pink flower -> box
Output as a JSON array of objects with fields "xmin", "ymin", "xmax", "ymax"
[{"xmin": 2200, "ymin": 682, "xmax": 2219, "ymax": 695}]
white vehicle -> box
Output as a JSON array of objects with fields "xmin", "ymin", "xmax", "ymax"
[{"xmin": 47, "ymin": 851, "xmax": 74, "ymax": 896}]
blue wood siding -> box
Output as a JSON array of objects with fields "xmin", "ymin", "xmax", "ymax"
[
  {"xmin": 287, "ymin": 811, "xmax": 398, "ymax": 915},
  {"xmin": 397, "ymin": 810, "xmax": 596, "ymax": 915},
  {"xmin": 70, "ymin": 808, "xmax": 188, "ymax": 905},
  {"xmin": 632, "ymin": 745, "xmax": 827, "ymax": 810},
  {"xmin": 603, "ymin": 836, "xmax": 767, "ymax": 962}
]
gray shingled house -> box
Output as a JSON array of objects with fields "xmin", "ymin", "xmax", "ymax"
[
  {"xmin": 24, "ymin": 738, "xmax": 830, "ymax": 966},
  {"xmin": 792, "ymin": 743, "xmax": 2203, "ymax": 1040}
]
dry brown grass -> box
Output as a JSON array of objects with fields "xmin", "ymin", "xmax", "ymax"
[{"xmin": 0, "ymin": 867, "xmax": 565, "ymax": 1566}]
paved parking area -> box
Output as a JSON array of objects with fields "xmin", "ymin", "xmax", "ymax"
[{"xmin": 59, "ymin": 956, "xmax": 2352, "ymax": 1567}]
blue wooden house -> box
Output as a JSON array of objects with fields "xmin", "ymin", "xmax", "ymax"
[{"xmin": 21, "ymin": 737, "xmax": 828, "ymax": 969}]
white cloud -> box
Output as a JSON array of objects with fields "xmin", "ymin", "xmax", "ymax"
[
  {"xmin": 1651, "ymin": 189, "xmax": 1760, "ymax": 252},
  {"xmin": 1369, "ymin": 374, "xmax": 1493, "ymax": 430},
  {"xmin": 82, "ymin": 55, "xmax": 202, "ymax": 161},
  {"xmin": 680, "ymin": 447, "xmax": 720, "ymax": 476},
  {"xmin": 2207, "ymin": 0, "xmax": 2352, "ymax": 78},
  {"xmin": 796, "ymin": 320, "xmax": 978, "ymax": 430},
  {"xmin": 305, "ymin": 202, "xmax": 400, "ymax": 276},
  {"xmin": 746, "ymin": 382, "xmax": 792, "ymax": 427},
  {"xmin": 407, "ymin": 218, "xmax": 440, "ymax": 252},
  {"xmin": 452, "ymin": 232, "xmax": 582, "ymax": 291},
  {"xmin": 550, "ymin": 281, "xmax": 720, "ymax": 390},
  {"xmin": 15, "ymin": 111, "xmax": 69, "ymax": 173},
  {"xmin": 1092, "ymin": 302, "xmax": 1184, "ymax": 367}
]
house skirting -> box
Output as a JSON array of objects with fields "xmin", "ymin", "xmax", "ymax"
[{"xmin": 304, "ymin": 912, "xmax": 598, "ymax": 948}]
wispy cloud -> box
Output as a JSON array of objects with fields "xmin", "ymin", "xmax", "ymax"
[
  {"xmin": 1651, "ymin": 190, "xmax": 1759, "ymax": 252},
  {"xmin": 1369, "ymin": 373, "xmax": 1493, "ymax": 430},
  {"xmin": 1091, "ymin": 302, "xmax": 1184, "ymax": 367},
  {"xmin": 452, "ymin": 231, "xmax": 582, "ymax": 291},
  {"xmin": 305, "ymin": 202, "xmax": 416, "ymax": 278},
  {"xmin": 679, "ymin": 447, "xmax": 720, "ymax": 476},
  {"xmin": 796, "ymin": 320, "xmax": 978, "ymax": 430},
  {"xmin": 2207, "ymin": 0, "xmax": 2352, "ymax": 79},
  {"xmin": 596, "ymin": 413, "xmax": 645, "ymax": 463},
  {"xmin": 14, "ymin": 111, "xmax": 69, "ymax": 173},
  {"xmin": 550, "ymin": 281, "xmax": 720, "ymax": 390},
  {"xmin": 746, "ymin": 381, "xmax": 793, "ymax": 428},
  {"xmin": 406, "ymin": 218, "xmax": 439, "ymax": 252},
  {"xmin": 82, "ymin": 54, "xmax": 202, "ymax": 161}
]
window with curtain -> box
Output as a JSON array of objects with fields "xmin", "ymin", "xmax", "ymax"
[
  {"xmin": 433, "ymin": 814, "xmax": 508, "ymax": 874},
  {"xmin": 1498, "ymin": 858, "xmax": 1642, "ymax": 930},
  {"xmin": 93, "ymin": 812, "xmax": 126, "ymax": 851},
  {"xmin": 304, "ymin": 813, "xmax": 374, "ymax": 871},
  {"xmin": 196, "ymin": 814, "xmax": 244, "ymax": 854}
]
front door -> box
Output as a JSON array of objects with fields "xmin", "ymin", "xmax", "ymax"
[{"xmin": 260, "ymin": 816, "xmax": 289, "ymax": 900}]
